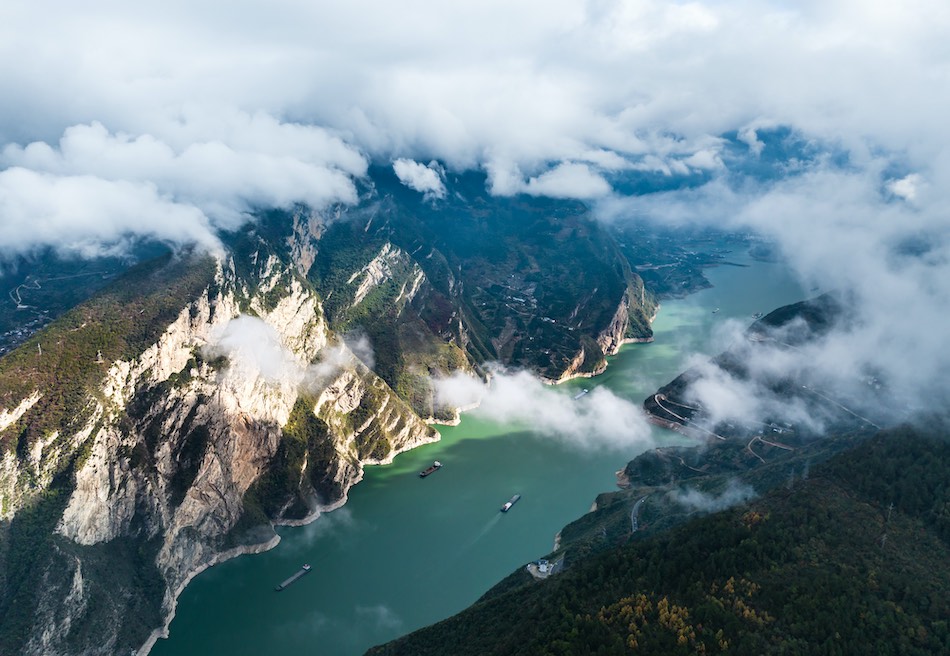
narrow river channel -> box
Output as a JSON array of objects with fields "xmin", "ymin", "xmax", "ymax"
[{"xmin": 151, "ymin": 249, "xmax": 805, "ymax": 656}]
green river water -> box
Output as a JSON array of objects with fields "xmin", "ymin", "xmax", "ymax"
[{"xmin": 151, "ymin": 250, "xmax": 805, "ymax": 656}]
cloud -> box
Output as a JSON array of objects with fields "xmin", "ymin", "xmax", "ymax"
[
  {"xmin": 206, "ymin": 315, "xmax": 305, "ymax": 386},
  {"xmin": 2, "ymin": 1, "xmax": 948, "ymax": 175},
  {"xmin": 737, "ymin": 126, "xmax": 765, "ymax": 157},
  {"xmin": 524, "ymin": 162, "xmax": 612, "ymax": 199},
  {"xmin": 392, "ymin": 159, "xmax": 445, "ymax": 199},
  {"xmin": 205, "ymin": 316, "xmax": 369, "ymax": 398},
  {"xmin": 885, "ymin": 173, "xmax": 923, "ymax": 202},
  {"xmin": 0, "ymin": 167, "xmax": 220, "ymax": 258},
  {"xmin": 343, "ymin": 330, "xmax": 376, "ymax": 372},
  {"xmin": 487, "ymin": 161, "xmax": 611, "ymax": 199},
  {"xmin": 0, "ymin": 117, "xmax": 366, "ymax": 257},
  {"xmin": 283, "ymin": 507, "xmax": 359, "ymax": 556},
  {"xmin": 600, "ymin": 151, "xmax": 950, "ymax": 425},
  {"xmin": 669, "ymin": 479, "xmax": 757, "ymax": 513},
  {"xmin": 0, "ymin": 0, "xmax": 948, "ymax": 427},
  {"xmin": 305, "ymin": 340, "xmax": 367, "ymax": 392},
  {"xmin": 434, "ymin": 367, "xmax": 655, "ymax": 450}
]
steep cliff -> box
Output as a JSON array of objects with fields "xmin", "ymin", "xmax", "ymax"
[
  {"xmin": 311, "ymin": 168, "xmax": 658, "ymax": 385},
  {"xmin": 0, "ymin": 171, "xmax": 663, "ymax": 655},
  {"xmin": 0, "ymin": 247, "xmax": 436, "ymax": 655}
]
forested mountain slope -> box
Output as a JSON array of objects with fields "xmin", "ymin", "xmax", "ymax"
[{"xmin": 369, "ymin": 427, "xmax": 950, "ymax": 656}]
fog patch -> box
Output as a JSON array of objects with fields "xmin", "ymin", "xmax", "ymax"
[
  {"xmin": 282, "ymin": 508, "xmax": 359, "ymax": 556},
  {"xmin": 669, "ymin": 479, "xmax": 757, "ymax": 514},
  {"xmin": 343, "ymin": 330, "xmax": 376, "ymax": 371},
  {"xmin": 434, "ymin": 367, "xmax": 655, "ymax": 451},
  {"xmin": 305, "ymin": 340, "xmax": 367, "ymax": 392},
  {"xmin": 205, "ymin": 316, "xmax": 373, "ymax": 398},
  {"xmin": 206, "ymin": 315, "xmax": 305, "ymax": 386}
]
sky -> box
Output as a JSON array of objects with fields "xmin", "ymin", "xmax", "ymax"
[{"xmin": 1, "ymin": 0, "xmax": 949, "ymax": 423}]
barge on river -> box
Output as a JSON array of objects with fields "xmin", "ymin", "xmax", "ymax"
[
  {"xmin": 419, "ymin": 461, "xmax": 442, "ymax": 477},
  {"xmin": 501, "ymin": 494, "xmax": 522, "ymax": 512},
  {"xmin": 275, "ymin": 564, "xmax": 311, "ymax": 591}
]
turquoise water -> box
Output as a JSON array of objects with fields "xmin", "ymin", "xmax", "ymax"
[{"xmin": 151, "ymin": 250, "xmax": 804, "ymax": 656}]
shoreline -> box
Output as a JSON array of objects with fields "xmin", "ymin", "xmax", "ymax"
[
  {"xmin": 141, "ymin": 288, "xmax": 670, "ymax": 654},
  {"xmin": 138, "ymin": 533, "xmax": 282, "ymax": 655},
  {"xmin": 138, "ymin": 426, "xmax": 441, "ymax": 656}
]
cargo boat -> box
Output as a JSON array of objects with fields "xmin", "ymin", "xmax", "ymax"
[
  {"xmin": 275, "ymin": 564, "xmax": 311, "ymax": 591},
  {"xmin": 501, "ymin": 494, "xmax": 522, "ymax": 512},
  {"xmin": 419, "ymin": 461, "xmax": 442, "ymax": 478}
]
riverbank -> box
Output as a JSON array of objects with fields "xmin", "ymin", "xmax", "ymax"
[
  {"xmin": 141, "ymin": 420, "xmax": 441, "ymax": 656},
  {"xmin": 150, "ymin": 250, "xmax": 807, "ymax": 656}
]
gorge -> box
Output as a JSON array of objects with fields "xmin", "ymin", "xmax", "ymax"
[{"xmin": 0, "ymin": 173, "xmax": 665, "ymax": 655}]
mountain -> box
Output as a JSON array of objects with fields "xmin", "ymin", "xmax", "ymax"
[
  {"xmin": 313, "ymin": 168, "xmax": 659, "ymax": 384},
  {"xmin": 0, "ymin": 172, "xmax": 660, "ymax": 655},
  {"xmin": 641, "ymin": 293, "xmax": 889, "ymax": 440},
  {"xmin": 482, "ymin": 295, "xmax": 879, "ymax": 583},
  {"xmin": 367, "ymin": 426, "xmax": 950, "ymax": 656},
  {"xmin": 368, "ymin": 295, "xmax": 950, "ymax": 655}
]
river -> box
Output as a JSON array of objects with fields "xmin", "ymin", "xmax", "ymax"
[{"xmin": 151, "ymin": 248, "xmax": 805, "ymax": 656}]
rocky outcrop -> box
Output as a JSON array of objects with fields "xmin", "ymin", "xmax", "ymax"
[
  {"xmin": 0, "ymin": 250, "xmax": 439, "ymax": 656},
  {"xmin": 347, "ymin": 242, "xmax": 406, "ymax": 307},
  {"xmin": 597, "ymin": 290, "xmax": 634, "ymax": 356}
]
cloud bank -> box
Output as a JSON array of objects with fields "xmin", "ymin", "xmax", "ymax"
[
  {"xmin": 1, "ymin": 1, "xmax": 948, "ymax": 425},
  {"xmin": 0, "ymin": 116, "xmax": 366, "ymax": 257},
  {"xmin": 435, "ymin": 368, "xmax": 655, "ymax": 450},
  {"xmin": 2, "ymin": 1, "xmax": 947, "ymax": 250}
]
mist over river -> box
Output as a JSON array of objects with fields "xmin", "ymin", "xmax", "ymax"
[{"xmin": 151, "ymin": 248, "xmax": 805, "ymax": 656}]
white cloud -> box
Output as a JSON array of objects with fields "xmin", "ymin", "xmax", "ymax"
[
  {"xmin": 885, "ymin": 173, "xmax": 923, "ymax": 202},
  {"xmin": 206, "ymin": 315, "xmax": 305, "ymax": 385},
  {"xmin": 683, "ymin": 148, "xmax": 723, "ymax": 171},
  {"xmin": 0, "ymin": 0, "xmax": 948, "ymax": 423},
  {"xmin": 392, "ymin": 158, "xmax": 445, "ymax": 199},
  {"xmin": 434, "ymin": 367, "xmax": 655, "ymax": 450},
  {"xmin": 486, "ymin": 160, "xmax": 611, "ymax": 199},
  {"xmin": 670, "ymin": 479, "xmax": 757, "ymax": 513},
  {"xmin": 524, "ymin": 162, "xmax": 612, "ymax": 199},
  {"xmin": 0, "ymin": 117, "xmax": 365, "ymax": 255},
  {"xmin": 737, "ymin": 126, "xmax": 765, "ymax": 157},
  {"xmin": 0, "ymin": 167, "xmax": 220, "ymax": 258},
  {"xmin": 205, "ymin": 316, "xmax": 370, "ymax": 396},
  {"xmin": 343, "ymin": 331, "xmax": 376, "ymax": 371}
]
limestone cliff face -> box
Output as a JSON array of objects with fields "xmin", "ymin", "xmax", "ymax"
[
  {"xmin": 553, "ymin": 278, "xmax": 657, "ymax": 384},
  {"xmin": 0, "ymin": 251, "xmax": 437, "ymax": 656}
]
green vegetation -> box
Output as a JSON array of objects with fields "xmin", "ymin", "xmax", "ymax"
[
  {"xmin": 0, "ymin": 252, "xmax": 214, "ymax": 654},
  {"xmin": 0, "ymin": 481, "xmax": 71, "ymax": 653},
  {"xmin": 0, "ymin": 243, "xmax": 171, "ymax": 357},
  {"xmin": 369, "ymin": 427, "xmax": 950, "ymax": 655},
  {"xmin": 312, "ymin": 167, "xmax": 655, "ymax": 386},
  {"xmin": 0, "ymin": 252, "xmax": 216, "ymax": 455},
  {"xmin": 546, "ymin": 429, "xmax": 866, "ymax": 568},
  {"xmin": 577, "ymin": 335, "xmax": 607, "ymax": 374},
  {"xmin": 235, "ymin": 395, "xmax": 332, "ymax": 529}
]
